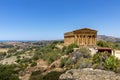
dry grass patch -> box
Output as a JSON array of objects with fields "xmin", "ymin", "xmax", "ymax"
[{"xmin": 0, "ymin": 48, "xmax": 8, "ymax": 52}]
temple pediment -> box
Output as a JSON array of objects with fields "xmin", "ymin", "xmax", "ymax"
[{"xmin": 73, "ymin": 28, "xmax": 97, "ymax": 33}]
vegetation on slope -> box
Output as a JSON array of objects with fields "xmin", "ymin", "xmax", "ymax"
[
  {"xmin": 97, "ymin": 40, "xmax": 120, "ymax": 49},
  {"xmin": 30, "ymin": 70, "xmax": 64, "ymax": 80},
  {"xmin": 0, "ymin": 64, "xmax": 20, "ymax": 80},
  {"xmin": 1, "ymin": 40, "xmax": 120, "ymax": 80},
  {"xmin": 92, "ymin": 51, "xmax": 120, "ymax": 72},
  {"xmin": 32, "ymin": 41, "xmax": 62, "ymax": 64}
]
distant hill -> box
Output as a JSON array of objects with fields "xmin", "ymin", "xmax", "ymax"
[{"xmin": 97, "ymin": 35, "xmax": 120, "ymax": 42}]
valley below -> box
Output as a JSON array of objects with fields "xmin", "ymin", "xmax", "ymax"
[{"xmin": 1, "ymin": 38, "xmax": 120, "ymax": 80}]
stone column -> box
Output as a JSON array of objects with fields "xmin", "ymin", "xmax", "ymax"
[
  {"xmin": 84, "ymin": 35, "xmax": 86, "ymax": 45},
  {"xmin": 88, "ymin": 36, "xmax": 89, "ymax": 45},
  {"xmin": 87, "ymin": 36, "xmax": 89, "ymax": 45},
  {"xmin": 92, "ymin": 35, "xmax": 93, "ymax": 45},
  {"xmin": 75, "ymin": 35, "xmax": 77, "ymax": 44},
  {"xmin": 90, "ymin": 35, "xmax": 92, "ymax": 45},
  {"xmin": 78, "ymin": 35, "xmax": 79, "ymax": 45},
  {"xmin": 87, "ymin": 35, "xmax": 88, "ymax": 45},
  {"xmin": 84, "ymin": 35, "xmax": 85, "ymax": 45},
  {"xmin": 82, "ymin": 35, "xmax": 84, "ymax": 45},
  {"xmin": 94, "ymin": 36, "xmax": 95, "ymax": 45},
  {"xmin": 88, "ymin": 36, "xmax": 90, "ymax": 45},
  {"xmin": 89, "ymin": 36, "xmax": 91, "ymax": 45},
  {"xmin": 77, "ymin": 35, "xmax": 79, "ymax": 45},
  {"xmin": 86, "ymin": 35, "xmax": 88, "ymax": 45},
  {"xmin": 81, "ymin": 35, "xmax": 83, "ymax": 45},
  {"xmin": 74, "ymin": 36, "xmax": 75, "ymax": 43},
  {"xmin": 85, "ymin": 35, "xmax": 87, "ymax": 45},
  {"xmin": 93, "ymin": 36, "xmax": 94, "ymax": 45},
  {"xmin": 95, "ymin": 35, "xmax": 96, "ymax": 45},
  {"xmin": 78, "ymin": 35, "xmax": 80, "ymax": 45},
  {"xmin": 94, "ymin": 35, "xmax": 96, "ymax": 45},
  {"xmin": 92, "ymin": 35, "xmax": 94, "ymax": 45},
  {"xmin": 76, "ymin": 35, "xmax": 78, "ymax": 45},
  {"xmin": 79, "ymin": 35, "xmax": 81, "ymax": 45},
  {"xmin": 83, "ymin": 35, "xmax": 85, "ymax": 45}
]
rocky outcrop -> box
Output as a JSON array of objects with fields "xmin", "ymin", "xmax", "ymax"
[{"xmin": 59, "ymin": 68, "xmax": 120, "ymax": 80}]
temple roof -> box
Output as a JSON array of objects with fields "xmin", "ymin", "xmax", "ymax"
[
  {"xmin": 73, "ymin": 28, "xmax": 97, "ymax": 32},
  {"xmin": 64, "ymin": 28, "xmax": 97, "ymax": 36}
]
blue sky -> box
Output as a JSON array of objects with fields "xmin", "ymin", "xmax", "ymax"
[{"xmin": 0, "ymin": 0, "xmax": 120, "ymax": 40}]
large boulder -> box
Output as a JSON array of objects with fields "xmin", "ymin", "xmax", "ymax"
[{"xmin": 59, "ymin": 68, "xmax": 120, "ymax": 80}]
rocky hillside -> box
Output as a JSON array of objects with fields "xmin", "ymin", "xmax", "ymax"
[
  {"xmin": 97, "ymin": 35, "xmax": 120, "ymax": 42},
  {"xmin": 59, "ymin": 68, "xmax": 120, "ymax": 80}
]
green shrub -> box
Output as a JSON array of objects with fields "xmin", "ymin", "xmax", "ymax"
[
  {"xmin": 97, "ymin": 40, "xmax": 108, "ymax": 47},
  {"xmin": 65, "ymin": 43, "xmax": 79, "ymax": 54},
  {"xmin": 74, "ymin": 57, "xmax": 91, "ymax": 69},
  {"xmin": 34, "ymin": 43, "xmax": 61, "ymax": 64},
  {"xmin": 7, "ymin": 48, "xmax": 17, "ymax": 53},
  {"xmin": 65, "ymin": 58, "xmax": 73, "ymax": 67},
  {"xmin": 43, "ymin": 71, "xmax": 63, "ymax": 80},
  {"xmin": 104, "ymin": 55, "xmax": 119, "ymax": 72},
  {"xmin": 92, "ymin": 52, "xmax": 110, "ymax": 65},
  {"xmin": 91, "ymin": 51, "xmax": 120, "ymax": 72},
  {"xmin": 60, "ymin": 58, "xmax": 68, "ymax": 68},
  {"xmin": 16, "ymin": 56, "xmax": 21, "ymax": 59},
  {"xmin": 46, "ymin": 50, "xmax": 61, "ymax": 64},
  {"xmin": 31, "ymin": 62, "xmax": 37, "ymax": 67},
  {"xmin": 62, "ymin": 46, "xmax": 66, "ymax": 53},
  {"xmin": 92, "ymin": 53, "xmax": 101, "ymax": 64},
  {"xmin": 30, "ymin": 70, "xmax": 43, "ymax": 80},
  {"xmin": 32, "ymin": 54, "xmax": 39, "ymax": 60},
  {"xmin": 14, "ymin": 51, "xmax": 25, "ymax": 56},
  {"xmin": 60, "ymin": 58, "xmax": 73, "ymax": 68},
  {"xmin": 93, "ymin": 63, "xmax": 99, "ymax": 69},
  {"xmin": 31, "ymin": 70, "xmax": 41, "ymax": 76},
  {"xmin": 30, "ymin": 71, "xmax": 63, "ymax": 80},
  {"xmin": 16, "ymin": 59, "xmax": 21, "ymax": 63},
  {"xmin": 0, "ymin": 64, "xmax": 20, "ymax": 80},
  {"xmin": 79, "ymin": 47, "xmax": 91, "ymax": 58}
]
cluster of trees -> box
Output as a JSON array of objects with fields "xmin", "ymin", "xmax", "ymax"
[
  {"xmin": 97, "ymin": 40, "xmax": 120, "ymax": 49},
  {"xmin": 32, "ymin": 41, "xmax": 62, "ymax": 64},
  {"xmin": 0, "ymin": 64, "xmax": 20, "ymax": 80}
]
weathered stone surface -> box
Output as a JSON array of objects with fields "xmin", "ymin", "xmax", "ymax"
[{"xmin": 59, "ymin": 68, "xmax": 120, "ymax": 80}]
